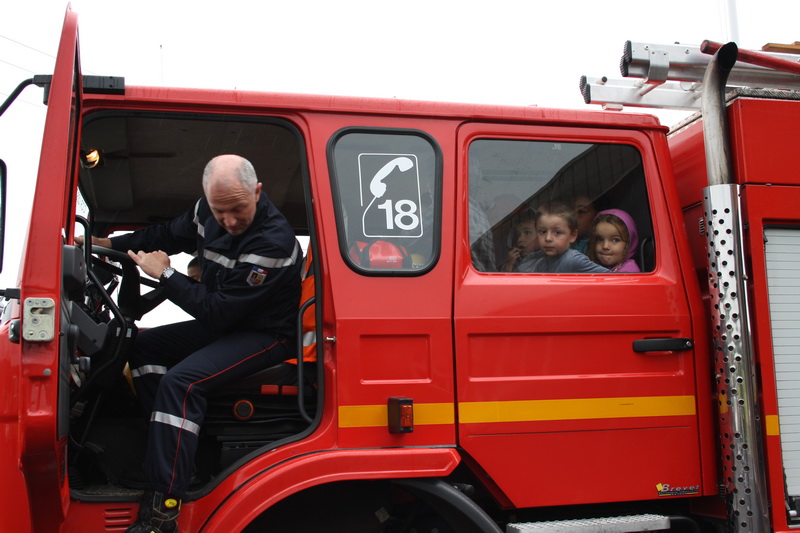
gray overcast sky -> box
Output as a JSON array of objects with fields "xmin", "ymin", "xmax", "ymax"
[{"xmin": 1, "ymin": 0, "xmax": 799, "ymax": 303}]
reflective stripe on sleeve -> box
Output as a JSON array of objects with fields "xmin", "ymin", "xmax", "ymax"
[{"xmin": 192, "ymin": 200, "xmax": 205, "ymax": 238}]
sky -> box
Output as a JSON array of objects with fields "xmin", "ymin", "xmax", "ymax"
[{"xmin": 1, "ymin": 0, "xmax": 799, "ymax": 323}]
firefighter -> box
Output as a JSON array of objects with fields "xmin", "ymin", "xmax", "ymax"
[{"xmin": 80, "ymin": 154, "xmax": 301, "ymax": 533}]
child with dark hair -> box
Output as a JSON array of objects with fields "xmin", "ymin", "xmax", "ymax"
[
  {"xmin": 588, "ymin": 209, "xmax": 640, "ymax": 273},
  {"xmin": 571, "ymin": 194, "xmax": 597, "ymax": 254},
  {"xmin": 186, "ymin": 257, "xmax": 201, "ymax": 282},
  {"xmin": 513, "ymin": 203, "xmax": 608, "ymax": 273},
  {"xmin": 502, "ymin": 209, "xmax": 538, "ymax": 272}
]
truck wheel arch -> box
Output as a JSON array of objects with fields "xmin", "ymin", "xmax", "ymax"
[
  {"xmin": 200, "ymin": 447, "xmax": 462, "ymax": 532},
  {"xmin": 391, "ymin": 477, "xmax": 503, "ymax": 533}
]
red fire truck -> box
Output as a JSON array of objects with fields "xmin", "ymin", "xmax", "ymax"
[{"xmin": 2, "ymin": 6, "xmax": 800, "ymax": 532}]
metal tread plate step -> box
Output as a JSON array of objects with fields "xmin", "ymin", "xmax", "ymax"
[{"xmin": 506, "ymin": 513, "xmax": 670, "ymax": 533}]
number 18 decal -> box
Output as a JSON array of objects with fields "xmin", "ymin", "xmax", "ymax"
[{"xmin": 359, "ymin": 153, "xmax": 423, "ymax": 238}]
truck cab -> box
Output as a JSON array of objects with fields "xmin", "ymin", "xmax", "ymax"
[{"xmin": 5, "ymin": 8, "xmax": 777, "ymax": 533}]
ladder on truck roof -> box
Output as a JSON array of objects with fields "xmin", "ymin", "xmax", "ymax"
[{"xmin": 581, "ymin": 40, "xmax": 800, "ymax": 111}]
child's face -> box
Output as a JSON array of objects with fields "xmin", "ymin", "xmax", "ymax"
[
  {"xmin": 536, "ymin": 214, "xmax": 577, "ymax": 257},
  {"xmin": 573, "ymin": 196, "xmax": 597, "ymax": 238},
  {"xmin": 593, "ymin": 221, "xmax": 627, "ymax": 268},
  {"xmin": 515, "ymin": 221, "xmax": 538, "ymax": 255}
]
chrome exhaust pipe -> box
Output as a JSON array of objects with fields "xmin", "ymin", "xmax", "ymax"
[
  {"xmin": 701, "ymin": 41, "xmax": 738, "ymax": 186},
  {"xmin": 702, "ymin": 42, "xmax": 770, "ymax": 533}
]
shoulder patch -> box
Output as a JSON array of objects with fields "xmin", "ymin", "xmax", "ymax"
[{"xmin": 246, "ymin": 266, "xmax": 269, "ymax": 286}]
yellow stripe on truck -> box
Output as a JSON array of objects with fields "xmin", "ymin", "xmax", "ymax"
[
  {"xmin": 766, "ymin": 414, "xmax": 781, "ymax": 436},
  {"xmin": 339, "ymin": 403, "xmax": 455, "ymax": 428},
  {"xmin": 459, "ymin": 395, "xmax": 696, "ymax": 424},
  {"xmin": 338, "ymin": 395, "xmax": 695, "ymax": 428}
]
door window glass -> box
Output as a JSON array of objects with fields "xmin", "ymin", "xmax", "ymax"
[
  {"xmin": 468, "ymin": 140, "xmax": 653, "ymax": 273},
  {"xmin": 330, "ymin": 131, "xmax": 441, "ymax": 274}
]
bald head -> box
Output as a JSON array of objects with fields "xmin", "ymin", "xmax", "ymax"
[
  {"xmin": 202, "ymin": 155, "xmax": 262, "ymax": 236},
  {"xmin": 202, "ymin": 154, "xmax": 258, "ymax": 194}
]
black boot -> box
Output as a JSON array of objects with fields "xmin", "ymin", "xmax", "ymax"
[{"xmin": 125, "ymin": 489, "xmax": 181, "ymax": 533}]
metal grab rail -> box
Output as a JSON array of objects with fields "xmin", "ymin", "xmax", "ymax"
[{"xmin": 296, "ymin": 296, "xmax": 316, "ymax": 423}]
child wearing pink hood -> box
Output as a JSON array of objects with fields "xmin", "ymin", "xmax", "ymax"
[{"xmin": 588, "ymin": 209, "xmax": 640, "ymax": 273}]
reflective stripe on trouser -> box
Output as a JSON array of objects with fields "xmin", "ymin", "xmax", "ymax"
[{"xmin": 130, "ymin": 320, "xmax": 291, "ymax": 498}]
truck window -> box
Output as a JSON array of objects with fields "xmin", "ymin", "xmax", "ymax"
[
  {"xmin": 329, "ymin": 130, "xmax": 441, "ymax": 274},
  {"xmin": 78, "ymin": 113, "xmax": 307, "ymax": 238},
  {"xmin": 468, "ymin": 139, "xmax": 654, "ymax": 273},
  {"xmin": 76, "ymin": 112, "xmax": 311, "ymax": 325}
]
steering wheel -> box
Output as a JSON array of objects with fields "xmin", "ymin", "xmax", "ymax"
[{"xmin": 90, "ymin": 245, "xmax": 167, "ymax": 321}]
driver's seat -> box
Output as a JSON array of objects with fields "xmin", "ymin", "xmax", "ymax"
[
  {"xmin": 200, "ymin": 361, "xmax": 316, "ymax": 468},
  {"xmin": 217, "ymin": 361, "xmax": 298, "ymax": 393},
  {"xmin": 199, "ymin": 250, "xmax": 317, "ymax": 469}
]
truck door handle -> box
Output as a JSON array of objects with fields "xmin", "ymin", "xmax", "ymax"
[{"xmin": 633, "ymin": 338, "xmax": 693, "ymax": 353}]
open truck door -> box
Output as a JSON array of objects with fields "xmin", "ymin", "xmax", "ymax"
[{"xmin": 11, "ymin": 6, "xmax": 83, "ymax": 532}]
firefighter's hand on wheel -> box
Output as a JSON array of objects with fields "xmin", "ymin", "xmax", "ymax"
[
  {"xmin": 75, "ymin": 235, "xmax": 112, "ymax": 248},
  {"xmin": 127, "ymin": 250, "xmax": 170, "ymax": 279}
]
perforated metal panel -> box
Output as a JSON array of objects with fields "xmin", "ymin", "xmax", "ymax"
[
  {"xmin": 506, "ymin": 514, "xmax": 670, "ymax": 533},
  {"xmin": 704, "ymin": 184, "xmax": 769, "ymax": 532},
  {"xmin": 765, "ymin": 227, "xmax": 800, "ymax": 498}
]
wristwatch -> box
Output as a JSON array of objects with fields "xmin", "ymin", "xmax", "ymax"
[{"xmin": 160, "ymin": 267, "xmax": 176, "ymax": 282}]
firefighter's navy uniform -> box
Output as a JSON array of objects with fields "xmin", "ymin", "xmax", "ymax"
[{"xmin": 111, "ymin": 192, "xmax": 301, "ymax": 499}]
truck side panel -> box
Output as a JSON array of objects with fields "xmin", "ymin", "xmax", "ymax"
[
  {"xmin": 730, "ymin": 99, "xmax": 800, "ymax": 187},
  {"xmin": 743, "ymin": 184, "xmax": 800, "ymax": 532},
  {"xmin": 671, "ymin": 97, "xmax": 800, "ymax": 531},
  {"xmin": 454, "ymin": 123, "xmax": 709, "ymax": 508},
  {"xmin": 317, "ymin": 114, "xmax": 458, "ymax": 450}
]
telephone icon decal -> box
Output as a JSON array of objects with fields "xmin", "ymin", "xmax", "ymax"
[{"xmin": 359, "ymin": 153, "xmax": 423, "ymax": 238}]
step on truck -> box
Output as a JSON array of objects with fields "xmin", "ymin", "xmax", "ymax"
[{"xmin": 2, "ymin": 6, "xmax": 800, "ymax": 533}]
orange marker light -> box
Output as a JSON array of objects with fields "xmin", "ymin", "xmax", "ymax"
[{"xmin": 388, "ymin": 397, "xmax": 414, "ymax": 433}]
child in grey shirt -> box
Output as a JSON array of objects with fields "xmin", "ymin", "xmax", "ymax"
[{"xmin": 515, "ymin": 203, "xmax": 608, "ymax": 274}]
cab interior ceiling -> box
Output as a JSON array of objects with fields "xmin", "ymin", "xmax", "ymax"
[{"xmin": 78, "ymin": 114, "xmax": 308, "ymax": 236}]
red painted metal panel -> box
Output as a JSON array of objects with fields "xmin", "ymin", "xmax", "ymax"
[
  {"xmin": 463, "ymin": 427, "xmax": 700, "ymax": 506},
  {"xmin": 730, "ymin": 98, "xmax": 800, "ymax": 186},
  {"xmin": 313, "ymin": 114, "xmax": 459, "ymax": 450},
  {"xmin": 670, "ymin": 98, "xmax": 800, "ymax": 195},
  {"xmin": 14, "ymin": 6, "xmax": 82, "ymax": 533},
  {"xmin": 113, "ymin": 85, "xmax": 665, "ymax": 130},
  {"xmin": 454, "ymin": 122, "xmax": 708, "ymax": 509},
  {"xmin": 0, "ymin": 320, "xmax": 31, "ymax": 533},
  {"xmin": 201, "ymin": 448, "xmax": 460, "ymax": 533},
  {"xmin": 668, "ymin": 118, "xmax": 708, "ymax": 209},
  {"xmin": 741, "ymin": 185, "xmax": 800, "ymax": 533},
  {"xmin": 65, "ymin": 447, "xmax": 460, "ymax": 532}
]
